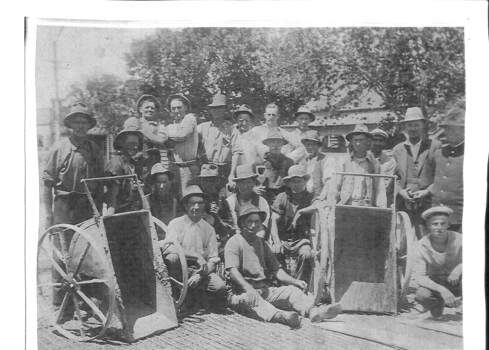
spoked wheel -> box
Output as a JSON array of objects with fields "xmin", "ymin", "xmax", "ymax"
[
  {"xmin": 37, "ymin": 223, "xmax": 115, "ymax": 341},
  {"xmin": 152, "ymin": 217, "xmax": 189, "ymax": 309},
  {"xmin": 395, "ymin": 211, "xmax": 417, "ymax": 304}
]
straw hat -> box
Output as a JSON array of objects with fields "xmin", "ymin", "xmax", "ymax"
[
  {"xmin": 180, "ymin": 185, "xmax": 209, "ymax": 205},
  {"xmin": 233, "ymin": 105, "xmax": 255, "ymax": 119},
  {"xmin": 208, "ymin": 93, "xmax": 227, "ymax": 108},
  {"xmin": 136, "ymin": 94, "xmax": 160, "ymax": 111},
  {"xmin": 345, "ymin": 124, "xmax": 372, "ymax": 141},
  {"xmin": 401, "ymin": 107, "xmax": 426, "ymax": 123},
  {"xmin": 421, "ymin": 206, "xmax": 453, "ymax": 221},
  {"xmin": 294, "ymin": 106, "xmax": 316, "ymax": 122},
  {"xmin": 237, "ymin": 204, "xmax": 267, "ymax": 228},
  {"xmin": 262, "ymin": 130, "xmax": 288, "ymax": 146},
  {"xmin": 166, "ymin": 93, "xmax": 191, "ymax": 110},
  {"xmin": 64, "ymin": 102, "xmax": 96, "ymax": 129},
  {"xmin": 283, "ymin": 165, "xmax": 310, "ymax": 182},
  {"xmin": 370, "ymin": 128, "xmax": 389, "ymax": 139},
  {"xmin": 301, "ymin": 130, "xmax": 322, "ymax": 145},
  {"xmin": 150, "ymin": 163, "xmax": 174, "ymax": 181},
  {"xmin": 233, "ymin": 164, "xmax": 258, "ymax": 182},
  {"xmin": 113, "ymin": 127, "xmax": 144, "ymax": 151}
]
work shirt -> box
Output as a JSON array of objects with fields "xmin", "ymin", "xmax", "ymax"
[
  {"xmin": 166, "ymin": 215, "xmax": 219, "ymax": 261},
  {"xmin": 301, "ymin": 152, "xmax": 337, "ymax": 200},
  {"xmin": 42, "ymin": 136, "xmax": 103, "ymax": 196},
  {"xmin": 159, "ymin": 113, "xmax": 198, "ymax": 163},
  {"xmin": 272, "ymin": 190, "xmax": 314, "ymax": 241},
  {"xmin": 413, "ymin": 230, "xmax": 462, "ymax": 284},
  {"xmin": 197, "ymin": 121, "xmax": 243, "ymax": 164},
  {"xmin": 224, "ymin": 232, "xmax": 280, "ymax": 289},
  {"xmin": 421, "ymin": 142, "xmax": 464, "ymax": 225}
]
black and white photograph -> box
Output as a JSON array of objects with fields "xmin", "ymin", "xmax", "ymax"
[{"xmin": 20, "ymin": 2, "xmax": 487, "ymax": 349}]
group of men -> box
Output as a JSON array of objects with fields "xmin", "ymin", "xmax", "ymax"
[{"xmin": 42, "ymin": 91, "xmax": 464, "ymax": 325}]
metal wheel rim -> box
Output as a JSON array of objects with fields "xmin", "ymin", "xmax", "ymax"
[{"xmin": 395, "ymin": 212, "xmax": 416, "ymax": 301}]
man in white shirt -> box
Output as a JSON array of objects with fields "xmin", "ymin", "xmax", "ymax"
[
  {"xmin": 164, "ymin": 185, "xmax": 226, "ymax": 306},
  {"xmin": 234, "ymin": 105, "xmax": 260, "ymax": 165}
]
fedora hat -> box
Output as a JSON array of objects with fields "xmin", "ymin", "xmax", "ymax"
[
  {"xmin": 283, "ymin": 165, "xmax": 310, "ymax": 182},
  {"xmin": 345, "ymin": 124, "xmax": 372, "ymax": 141},
  {"xmin": 237, "ymin": 203, "xmax": 267, "ymax": 228},
  {"xmin": 233, "ymin": 164, "xmax": 258, "ymax": 182},
  {"xmin": 301, "ymin": 130, "xmax": 322, "ymax": 145},
  {"xmin": 262, "ymin": 130, "xmax": 288, "ymax": 146},
  {"xmin": 180, "ymin": 185, "xmax": 209, "ymax": 205},
  {"xmin": 401, "ymin": 107, "xmax": 426, "ymax": 123},
  {"xmin": 370, "ymin": 128, "xmax": 389, "ymax": 139},
  {"xmin": 150, "ymin": 163, "xmax": 174, "ymax": 181},
  {"xmin": 64, "ymin": 102, "xmax": 97, "ymax": 130},
  {"xmin": 421, "ymin": 206, "xmax": 453, "ymax": 221},
  {"xmin": 136, "ymin": 94, "xmax": 160, "ymax": 111},
  {"xmin": 233, "ymin": 105, "xmax": 255, "ymax": 119},
  {"xmin": 113, "ymin": 127, "xmax": 144, "ymax": 151},
  {"xmin": 166, "ymin": 93, "xmax": 191, "ymax": 110},
  {"xmin": 208, "ymin": 93, "xmax": 227, "ymax": 108},
  {"xmin": 294, "ymin": 106, "xmax": 316, "ymax": 122}
]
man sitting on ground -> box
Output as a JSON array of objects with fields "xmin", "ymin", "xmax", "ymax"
[{"xmin": 225, "ymin": 204, "xmax": 341, "ymax": 328}]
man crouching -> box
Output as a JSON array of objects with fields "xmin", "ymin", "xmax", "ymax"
[{"xmin": 224, "ymin": 204, "xmax": 342, "ymax": 328}]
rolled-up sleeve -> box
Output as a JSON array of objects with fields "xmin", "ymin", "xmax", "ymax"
[{"xmin": 224, "ymin": 237, "xmax": 240, "ymax": 270}]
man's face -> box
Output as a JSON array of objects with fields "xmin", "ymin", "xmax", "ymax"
[
  {"xmin": 296, "ymin": 114, "xmax": 312, "ymax": 131},
  {"xmin": 139, "ymin": 101, "xmax": 156, "ymax": 120},
  {"xmin": 241, "ymin": 213, "xmax": 263, "ymax": 235},
  {"xmin": 371, "ymin": 136, "xmax": 387, "ymax": 154},
  {"xmin": 350, "ymin": 134, "xmax": 371, "ymax": 155},
  {"xmin": 122, "ymin": 134, "xmax": 141, "ymax": 157},
  {"xmin": 152, "ymin": 173, "xmax": 171, "ymax": 194},
  {"xmin": 237, "ymin": 113, "xmax": 253, "ymax": 133},
  {"xmin": 303, "ymin": 140, "xmax": 320, "ymax": 156},
  {"xmin": 264, "ymin": 107, "xmax": 279, "ymax": 125},
  {"xmin": 236, "ymin": 178, "xmax": 256, "ymax": 195},
  {"xmin": 427, "ymin": 215, "xmax": 449, "ymax": 239},
  {"xmin": 209, "ymin": 106, "xmax": 227, "ymax": 121},
  {"xmin": 185, "ymin": 195, "xmax": 206, "ymax": 221},
  {"xmin": 441, "ymin": 125, "xmax": 464, "ymax": 146},
  {"xmin": 70, "ymin": 116, "xmax": 91, "ymax": 137},
  {"xmin": 287, "ymin": 177, "xmax": 306, "ymax": 193},
  {"xmin": 404, "ymin": 120, "xmax": 425, "ymax": 140},
  {"xmin": 170, "ymin": 99, "xmax": 188, "ymax": 118},
  {"xmin": 266, "ymin": 140, "xmax": 283, "ymax": 154}
]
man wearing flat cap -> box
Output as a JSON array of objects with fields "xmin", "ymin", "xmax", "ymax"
[
  {"xmin": 197, "ymin": 93, "xmax": 243, "ymax": 185},
  {"xmin": 159, "ymin": 93, "xmax": 199, "ymax": 193},
  {"xmin": 393, "ymin": 107, "xmax": 435, "ymax": 234},
  {"xmin": 417, "ymin": 102, "xmax": 465, "ymax": 232},
  {"xmin": 412, "ymin": 206, "xmax": 462, "ymax": 318}
]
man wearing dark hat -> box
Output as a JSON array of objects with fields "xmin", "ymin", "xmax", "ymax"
[
  {"xmin": 336, "ymin": 124, "xmax": 386, "ymax": 207},
  {"xmin": 197, "ymin": 93, "xmax": 243, "ymax": 183},
  {"xmin": 42, "ymin": 102, "xmax": 104, "ymax": 228},
  {"xmin": 42, "ymin": 102, "xmax": 104, "ymax": 306},
  {"xmin": 105, "ymin": 128, "xmax": 146, "ymax": 214},
  {"xmin": 225, "ymin": 204, "xmax": 341, "ymax": 328},
  {"xmin": 412, "ymin": 206, "xmax": 462, "ymax": 317},
  {"xmin": 164, "ymin": 185, "xmax": 227, "ymax": 308},
  {"xmin": 160, "ymin": 93, "xmax": 199, "ymax": 193},
  {"xmin": 393, "ymin": 107, "xmax": 435, "ymax": 233},
  {"xmin": 417, "ymin": 103, "xmax": 465, "ymax": 232}
]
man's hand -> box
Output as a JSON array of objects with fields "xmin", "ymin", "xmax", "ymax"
[
  {"xmin": 398, "ymin": 188, "xmax": 412, "ymax": 201},
  {"xmin": 412, "ymin": 189, "xmax": 431, "ymax": 200},
  {"xmin": 256, "ymin": 229, "xmax": 266, "ymax": 239},
  {"xmin": 209, "ymin": 202, "xmax": 219, "ymax": 215},
  {"xmin": 187, "ymin": 274, "xmax": 202, "ymax": 288},
  {"xmin": 227, "ymin": 180, "xmax": 236, "ymax": 192},
  {"xmin": 447, "ymin": 266, "xmax": 462, "ymax": 285},
  {"xmin": 253, "ymin": 185, "xmax": 266, "ymax": 196},
  {"xmin": 106, "ymin": 207, "xmax": 115, "ymax": 216},
  {"xmin": 439, "ymin": 287, "xmax": 456, "ymax": 307},
  {"xmin": 294, "ymin": 279, "xmax": 308, "ymax": 292},
  {"xmin": 245, "ymin": 288, "xmax": 262, "ymax": 307}
]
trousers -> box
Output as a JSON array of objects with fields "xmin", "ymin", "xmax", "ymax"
[
  {"xmin": 415, "ymin": 279, "xmax": 462, "ymax": 311},
  {"xmin": 228, "ymin": 285, "xmax": 314, "ymax": 322}
]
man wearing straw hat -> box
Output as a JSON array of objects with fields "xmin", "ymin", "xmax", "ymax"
[
  {"xmin": 336, "ymin": 124, "xmax": 386, "ymax": 207},
  {"xmin": 42, "ymin": 102, "xmax": 104, "ymax": 229},
  {"xmin": 393, "ymin": 107, "xmax": 434, "ymax": 232},
  {"xmin": 160, "ymin": 93, "xmax": 199, "ymax": 193},
  {"xmin": 418, "ymin": 102, "xmax": 465, "ymax": 232},
  {"xmin": 282, "ymin": 105, "xmax": 316, "ymax": 164},
  {"xmin": 197, "ymin": 93, "xmax": 243, "ymax": 184}
]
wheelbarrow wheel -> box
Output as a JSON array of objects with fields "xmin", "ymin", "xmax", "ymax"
[
  {"xmin": 152, "ymin": 217, "xmax": 189, "ymax": 309},
  {"xmin": 395, "ymin": 211, "xmax": 416, "ymax": 304},
  {"xmin": 37, "ymin": 223, "xmax": 116, "ymax": 342}
]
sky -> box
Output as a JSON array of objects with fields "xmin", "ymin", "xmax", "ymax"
[{"xmin": 36, "ymin": 26, "xmax": 155, "ymax": 109}]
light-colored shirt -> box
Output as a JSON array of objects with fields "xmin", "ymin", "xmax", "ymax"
[
  {"xmin": 404, "ymin": 138, "xmax": 422, "ymax": 162},
  {"xmin": 282, "ymin": 128, "xmax": 308, "ymax": 164},
  {"xmin": 160, "ymin": 113, "xmax": 198, "ymax": 162},
  {"xmin": 165, "ymin": 215, "xmax": 219, "ymax": 260},
  {"xmin": 197, "ymin": 121, "xmax": 243, "ymax": 164},
  {"xmin": 301, "ymin": 152, "xmax": 337, "ymax": 200},
  {"xmin": 238, "ymin": 129, "xmax": 260, "ymax": 165}
]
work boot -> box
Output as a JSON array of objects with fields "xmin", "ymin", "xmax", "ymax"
[
  {"xmin": 309, "ymin": 303, "xmax": 342, "ymax": 323},
  {"xmin": 429, "ymin": 303, "xmax": 444, "ymax": 318},
  {"xmin": 271, "ymin": 310, "xmax": 301, "ymax": 328}
]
